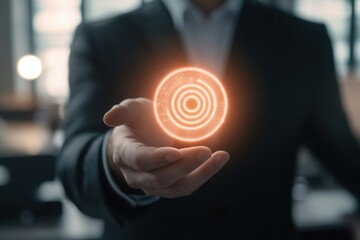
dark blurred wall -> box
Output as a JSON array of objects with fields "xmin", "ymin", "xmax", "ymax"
[{"xmin": 0, "ymin": 0, "xmax": 15, "ymax": 95}]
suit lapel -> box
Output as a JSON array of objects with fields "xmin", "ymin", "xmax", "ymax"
[
  {"xmin": 219, "ymin": 1, "xmax": 261, "ymax": 152},
  {"xmin": 223, "ymin": 0, "xmax": 255, "ymax": 84},
  {"xmin": 138, "ymin": 0, "xmax": 188, "ymax": 73}
]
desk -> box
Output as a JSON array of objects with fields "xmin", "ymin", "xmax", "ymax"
[{"xmin": 0, "ymin": 121, "xmax": 50, "ymax": 155}]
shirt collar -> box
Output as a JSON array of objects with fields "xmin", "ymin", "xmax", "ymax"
[{"xmin": 162, "ymin": 0, "xmax": 243, "ymax": 31}]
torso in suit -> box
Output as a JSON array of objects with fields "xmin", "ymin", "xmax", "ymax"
[{"xmin": 57, "ymin": 1, "xmax": 360, "ymax": 239}]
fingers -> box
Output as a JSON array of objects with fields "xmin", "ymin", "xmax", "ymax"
[
  {"xmin": 123, "ymin": 146, "xmax": 212, "ymax": 189},
  {"xmin": 141, "ymin": 151, "xmax": 230, "ymax": 198},
  {"xmin": 175, "ymin": 151, "xmax": 230, "ymax": 192},
  {"xmin": 103, "ymin": 98, "xmax": 152, "ymax": 127},
  {"xmin": 105, "ymin": 99, "xmax": 229, "ymax": 199},
  {"xmin": 117, "ymin": 137, "xmax": 182, "ymax": 171}
]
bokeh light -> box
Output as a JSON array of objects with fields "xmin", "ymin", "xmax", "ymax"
[{"xmin": 17, "ymin": 55, "xmax": 43, "ymax": 80}]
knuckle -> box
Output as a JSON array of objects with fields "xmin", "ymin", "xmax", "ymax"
[
  {"xmin": 122, "ymin": 173, "xmax": 139, "ymax": 189},
  {"xmin": 156, "ymin": 175, "xmax": 171, "ymax": 188},
  {"xmin": 141, "ymin": 176, "xmax": 155, "ymax": 188},
  {"xmin": 132, "ymin": 149, "xmax": 152, "ymax": 172},
  {"xmin": 132, "ymin": 159, "xmax": 148, "ymax": 172},
  {"xmin": 117, "ymin": 139, "xmax": 129, "ymax": 161},
  {"xmin": 151, "ymin": 176, "xmax": 164, "ymax": 188},
  {"xmin": 147, "ymin": 174, "xmax": 167, "ymax": 188},
  {"xmin": 125, "ymin": 178, "xmax": 139, "ymax": 189},
  {"xmin": 112, "ymin": 152, "xmax": 121, "ymax": 166}
]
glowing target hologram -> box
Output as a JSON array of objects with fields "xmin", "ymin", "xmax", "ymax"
[{"xmin": 154, "ymin": 67, "xmax": 228, "ymax": 142}]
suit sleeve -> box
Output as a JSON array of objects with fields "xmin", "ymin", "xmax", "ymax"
[
  {"xmin": 56, "ymin": 23, "xmax": 151, "ymax": 223},
  {"xmin": 305, "ymin": 25, "xmax": 360, "ymax": 198}
]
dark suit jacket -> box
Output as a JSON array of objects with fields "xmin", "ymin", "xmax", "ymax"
[{"xmin": 57, "ymin": 1, "xmax": 360, "ymax": 239}]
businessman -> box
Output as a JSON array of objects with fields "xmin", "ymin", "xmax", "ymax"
[{"xmin": 57, "ymin": 0, "xmax": 360, "ymax": 239}]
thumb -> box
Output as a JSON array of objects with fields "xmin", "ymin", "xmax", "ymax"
[
  {"xmin": 103, "ymin": 104, "xmax": 129, "ymax": 127},
  {"xmin": 104, "ymin": 98, "xmax": 152, "ymax": 128}
]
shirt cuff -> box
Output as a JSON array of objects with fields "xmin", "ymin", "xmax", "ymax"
[{"xmin": 102, "ymin": 130, "xmax": 160, "ymax": 207}]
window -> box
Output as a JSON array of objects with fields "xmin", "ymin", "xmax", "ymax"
[
  {"xmin": 33, "ymin": 0, "xmax": 82, "ymax": 101},
  {"xmin": 32, "ymin": 0, "xmax": 143, "ymax": 101},
  {"xmin": 261, "ymin": 0, "xmax": 358, "ymax": 78},
  {"xmin": 32, "ymin": 0, "xmax": 359, "ymax": 101},
  {"xmin": 85, "ymin": 0, "xmax": 142, "ymax": 21},
  {"xmin": 294, "ymin": 0, "xmax": 352, "ymax": 76}
]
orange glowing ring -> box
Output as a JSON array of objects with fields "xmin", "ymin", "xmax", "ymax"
[{"xmin": 154, "ymin": 67, "xmax": 228, "ymax": 142}]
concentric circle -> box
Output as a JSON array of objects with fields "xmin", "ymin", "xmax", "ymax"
[{"xmin": 154, "ymin": 67, "xmax": 228, "ymax": 142}]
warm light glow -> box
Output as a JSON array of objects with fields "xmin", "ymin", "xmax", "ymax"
[
  {"xmin": 154, "ymin": 67, "xmax": 228, "ymax": 142},
  {"xmin": 17, "ymin": 55, "xmax": 43, "ymax": 80}
]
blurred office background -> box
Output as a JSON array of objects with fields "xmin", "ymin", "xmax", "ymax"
[{"xmin": 0, "ymin": 0, "xmax": 359, "ymax": 239}]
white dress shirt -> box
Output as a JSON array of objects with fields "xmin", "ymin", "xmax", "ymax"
[
  {"xmin": 162, "ymin": 0, "xmax": 243, "ymax": 77},
  {"xmin": 102, "ymin": 0, "xmax": 243, "ymax": 207}
]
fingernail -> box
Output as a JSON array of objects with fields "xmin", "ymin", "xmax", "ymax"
[
  {"xmin": 214, "ymin": 156, "xmax": 230, "ymax": 168},
  {"xmin": 166, "ymin": 154, "xmax": 180, "ymax": 163},
  {"xmin": 197, "ymin": 151, "xmax": 210, "ymax": 162}
]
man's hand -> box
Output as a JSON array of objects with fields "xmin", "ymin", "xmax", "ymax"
[{"xmin": 103, "ymin": 98, "xmax": 230, "ymax": 198}]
